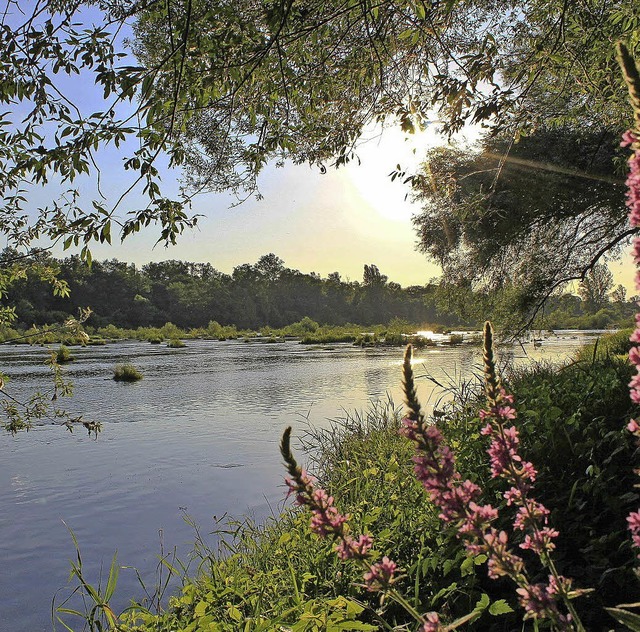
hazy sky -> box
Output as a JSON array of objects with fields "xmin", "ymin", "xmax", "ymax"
[
  {"xmin": 38, "ymin": 120, "xmax": 634, "ymax": 293},
  {"xmin": 38, "ymin": 123, "xmax": 457, "ymax": 286}
]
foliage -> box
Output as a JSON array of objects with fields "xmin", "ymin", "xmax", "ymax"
[
  {"xmin": 1, "ymin": 350, "xmax": 100, "ymax": 435},
  {"xmin": 113, "ymin": 364, "xmax": 143, "ymax": 382},
  {"xmin": 3, "ymin": 252, "xmax": 461, "ymax": 330},
  {"xmin": 575, "ymin": 328, "xmax": 635, "ymax": 361},
  {"xmin": 56, "ymin": 345, "xmax": 74, "ymax": 364},
  {"xmin": 578, "ymin": 264, "xmax": 615, "ymax": 312},
  {"xmin": 167, "ymin": 338, "xmax": 186, "ymax": 348},
  {"xmin": 0, "ymin": 0, "xmax": 636, "ymax": 260},
  {"xmin": 411, "ymin": 127, "xmax": 632, "ymax": 326},
  {"xmin": 0, "ymin": 309, "xmax": 101, "ymax": 434},
  {"xmin": 3, "ymin": 252, "xmax": 630, "ymax": 334},
  {"xmin": 132, "ymin": 0, "xmax": 639, "ymax": 199}
]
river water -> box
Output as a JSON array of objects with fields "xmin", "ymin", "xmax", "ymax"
[{"xmin": 0, "ymin": 333, "xmax": 600, "ymax": 630}]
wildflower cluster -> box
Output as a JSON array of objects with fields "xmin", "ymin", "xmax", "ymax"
[
  {"xmin": 618, "ymin": 42, "xmax": 640, "ymax": 556},
  {"xmin": 400, "ymin": 323, "xmax": 579, "ymax": 629},
  {"xmin": 279, "ymin": 426, "xmax": 395, "ymax": 592}
]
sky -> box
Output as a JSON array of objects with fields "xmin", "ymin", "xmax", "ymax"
[
  {"xmin": 34, "ymin": 120, "xmax": 634, "ymax": 293},
  {"xmin": 66, "ymin": 125, "xmax": 456, "ymax": 286}
]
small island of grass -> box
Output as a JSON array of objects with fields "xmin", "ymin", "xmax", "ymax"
[{"xmin": 113, "ymin": 363, "xmax": 143, "ymax": 382}]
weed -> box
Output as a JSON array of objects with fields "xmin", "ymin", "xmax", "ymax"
[{"xmin": 113, "ymin": 364, "xmax": 143, "ymax": 382}]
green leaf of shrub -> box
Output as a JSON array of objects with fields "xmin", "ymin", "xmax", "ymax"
[
  {"xmin": 605, "ymin": 607, "xmax": 640, "ymax": 631},
  {"xmin": 489, "ymin": 600, "xmax": 514, "ymax": 615}
]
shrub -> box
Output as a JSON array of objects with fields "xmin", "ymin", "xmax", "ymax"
[
  {"xmin": 55, "ymin": 345, "xmax": 74, "ymax": 364},
  {"xmin": 576, "ymin": 328, "xmax": 633, "ymax": 361},
  {"xmin": 167, "ymin": 338, "xmax": 186, "ymax": 348},
  {"xmin": 113, "ymin": 364, "xmax": 143, "ymax": 382}
]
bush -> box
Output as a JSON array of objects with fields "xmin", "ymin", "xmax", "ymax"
[
  {"xmin": 167, "ymin": 338, "xmax": 186, "ymax": 348},
  {"xmin": 55, "ymin": 345, "xmax": 74, "ymax": 364},
  {"xmin": 113, "ymin": 364, "xmax": 143, "ymax": 382},
  {"xmin": 576, "ymin": 328, "xmax": 633, "ymax": 361}
]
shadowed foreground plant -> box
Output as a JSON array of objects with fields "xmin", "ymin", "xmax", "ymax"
[
  {"xmin": 400, "ymin": 324, "xmax": 584, "ymax": 631},
  {"xmin": 281, "ymin": 427, "xmax": 490, "ymax": 631}
]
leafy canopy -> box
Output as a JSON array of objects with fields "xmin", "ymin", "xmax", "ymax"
[
  {"xmin": 1, "ymin": 0, "xmax": 638, "ymax": 255},
  {"xmin": 411, "ymin": 127, "xmax": 631, "ymax": 321}
]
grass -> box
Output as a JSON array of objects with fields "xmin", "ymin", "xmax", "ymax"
[
  {"xmin": 167, "ymin": 338, "xmax": 186, "ymax": 348},
  {"xmin": 113, "ymin": 363, "xmax": 143, "ymax": 382},
  {"xmin": 56, "ymin": 344, "xmax": 74, "ymax": 364}
]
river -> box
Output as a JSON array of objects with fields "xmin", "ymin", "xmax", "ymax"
[{"xmin": 0, "ymin": 333, "xmax": 601, "ymax": 630}]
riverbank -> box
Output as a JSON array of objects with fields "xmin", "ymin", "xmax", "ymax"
[
  {"xmin": 0, "ymin": 318, "xmax": 471, "ymax": 348},
  {"xmin": 2, "ymin": 312, "xmax": 629, "ymax": 349},
  {"xmin": 76, "ymin": 331, "xmax": 638, "ymax": 631}
]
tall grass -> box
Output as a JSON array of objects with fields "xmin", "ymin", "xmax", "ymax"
[{"xmin": 113, "ymin": 364, "xmax": 143, "ymax": 382}]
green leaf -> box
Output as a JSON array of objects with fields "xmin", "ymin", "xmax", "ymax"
[
  {"xmin": 474, "ymin": 593, "xmax": 490, "ymax": 611},
  {"xmin": 605, "ymin": 608, "xmax": 640, "ymax": 631},
  {"xmin": 228, "ymin": 605, "xmax": 243, "ymax": 622},
  {"xmin": 194, "ymin": 600, "xmax": 208, "ymax": 617},
  {"xmin": 104, "ymin": 551, "xmax": 119, "ymax": 601},
  {"xmin": 489, "ymin": 599, "xmax": 514, "ymax": 616}
]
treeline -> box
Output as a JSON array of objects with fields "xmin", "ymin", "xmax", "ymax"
[
  {"xmin": 2, "ymin": 251, "xmax": 635, "ymax": 332},
  {"xmin": 5, "ymin": 253, "xmax": 455, "ymax": 330}
]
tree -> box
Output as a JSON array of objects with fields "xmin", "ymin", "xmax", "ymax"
[
  {"xmin": 1, "ymin": 0, "xmax": 638, "ymax": 256},
  {"xmin": 411, "ymin": 127, "xmax": 631, "ymax": 324},
  {"xmin": 611, "ymin": 284, "xmax": 628, "ymax": 303},
  {"xmin": 363, "ymin": 264, "xmax": 388, "ymax": 287},
  {"xmin": 578, "ymin": 263, "xmax": 614, "ymax": 312}
]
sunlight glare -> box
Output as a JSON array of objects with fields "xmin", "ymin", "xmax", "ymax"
[{"xmin": 343, "ymin": 123, "xmax": 483, "ymax": 222}]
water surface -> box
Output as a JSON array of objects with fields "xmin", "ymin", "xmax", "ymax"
[{"xmin": 0, "ymin": 334, "xmax": 597, "ymax": 630}]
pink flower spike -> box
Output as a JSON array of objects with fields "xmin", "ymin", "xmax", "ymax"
[{"xmin": 422, "ymin": 612, "xmax": 443, "ymax": 631}]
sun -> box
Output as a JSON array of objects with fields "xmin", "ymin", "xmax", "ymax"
[{"xmin": 342, "ymin": 123, "xmax": 481, "ymax": 222}]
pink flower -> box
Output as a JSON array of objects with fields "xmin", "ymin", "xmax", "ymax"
[
  {"xmin": 513, "ymin": 501, "xmax": 550, "ymax": 531},
  {"xmin": 487, "ymin": 426, "xmax": 522, "ymax": 478},
  {"xmin": 422, "ymin": 612, "xmax": 443, "ymax": 631},
  {"xmin": 459, "ymin": 501, "xmax": 498, "ymax": 534},
  {"xmin": 335, "ymin": 534, "xmax": 373, "ymax": 560},
  {"xmin": 628, "ymin": 511, "xmax": 640, "ymax": 532},
  {"xmin": 520, "ymin": 527, "xmax": 560, "ymax": 554},
  {"xmin": 363, "ymin": 556, "xmax": 397, "ymax": 591},
  {"xmin": 504, "ymin": 486, "xmax": 522, "ymax": 505},
  {"xmin": 629, "ymin": 373, "xmax": 640, "ymax": 404},
  {"xmin": 515, "ymin": 579, "xmax": 570, "ymax": 624},
  {"xmin": 498, "ymin": 406, "xmax": 517, "ymax": 420}
]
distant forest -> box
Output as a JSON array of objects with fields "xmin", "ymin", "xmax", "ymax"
[{"xmin": 3, "ymin": 251, "xmax": 635, "ymax": 331}]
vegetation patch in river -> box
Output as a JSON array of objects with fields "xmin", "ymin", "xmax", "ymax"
[{"xmin": 113, "ymin": 364, "xmax": 143, "ymax": 382}]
